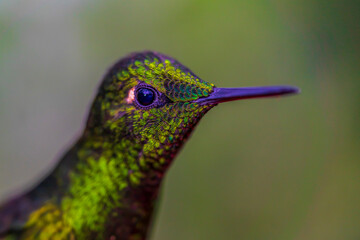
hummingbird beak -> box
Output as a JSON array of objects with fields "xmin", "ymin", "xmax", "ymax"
[{"xmin": 194, "ymin": 86, "xmax": 300, "ymax": 105}]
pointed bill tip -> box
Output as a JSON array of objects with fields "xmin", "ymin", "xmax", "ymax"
[{"xmin": 194, "ymin": 85, "xmax": 300, "ymax": 105}]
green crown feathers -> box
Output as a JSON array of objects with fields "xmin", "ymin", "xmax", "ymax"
[{"xmin": 116, "ymin": 58, "xmax": 214, "ymax": 102}]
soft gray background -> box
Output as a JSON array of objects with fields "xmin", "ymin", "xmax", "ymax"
[{"xmin": 0, "ymin": 1, "xmax": 359, "ymax": 239}]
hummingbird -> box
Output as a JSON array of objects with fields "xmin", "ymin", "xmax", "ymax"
[{"xmin": 0, "ymin": 51, "xmax": 299, "ymax": 240}]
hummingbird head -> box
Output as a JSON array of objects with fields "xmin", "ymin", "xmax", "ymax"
[{"xmin": 86, "ymin": 51, "xmax": 298, "ymax": 167}]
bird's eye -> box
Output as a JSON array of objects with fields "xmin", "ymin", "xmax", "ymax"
[{"xmin": 136, "ymin": 88, "xmax": 155, "ymax": 106}]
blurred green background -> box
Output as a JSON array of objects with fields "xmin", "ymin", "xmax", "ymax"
[{"xmin": 0, "ymin": 0, "xmax": 359, "ymax": 239}]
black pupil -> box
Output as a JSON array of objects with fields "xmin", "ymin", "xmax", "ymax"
[{"xmin": 137, "ymin": 88, "xmax": 155, "ymax": 106}]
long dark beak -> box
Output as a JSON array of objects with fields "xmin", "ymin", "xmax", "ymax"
[{"xmin": 195, "ymin": 86, "xmax": 300, "ymax": 105}]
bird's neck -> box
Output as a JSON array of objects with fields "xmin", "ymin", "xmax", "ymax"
[{"xmin": 42, "ymin": 131, "xmax": 175, "ymax": 239}]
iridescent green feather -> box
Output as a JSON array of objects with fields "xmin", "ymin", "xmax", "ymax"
[{"xmin": 0, "ymin": 52, "xmax": 216, "ymax": 240}]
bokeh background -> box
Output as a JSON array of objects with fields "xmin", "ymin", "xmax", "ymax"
[{"xmin": 0, "ymin": 0, "xmax": 359, "ymax": 239}]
